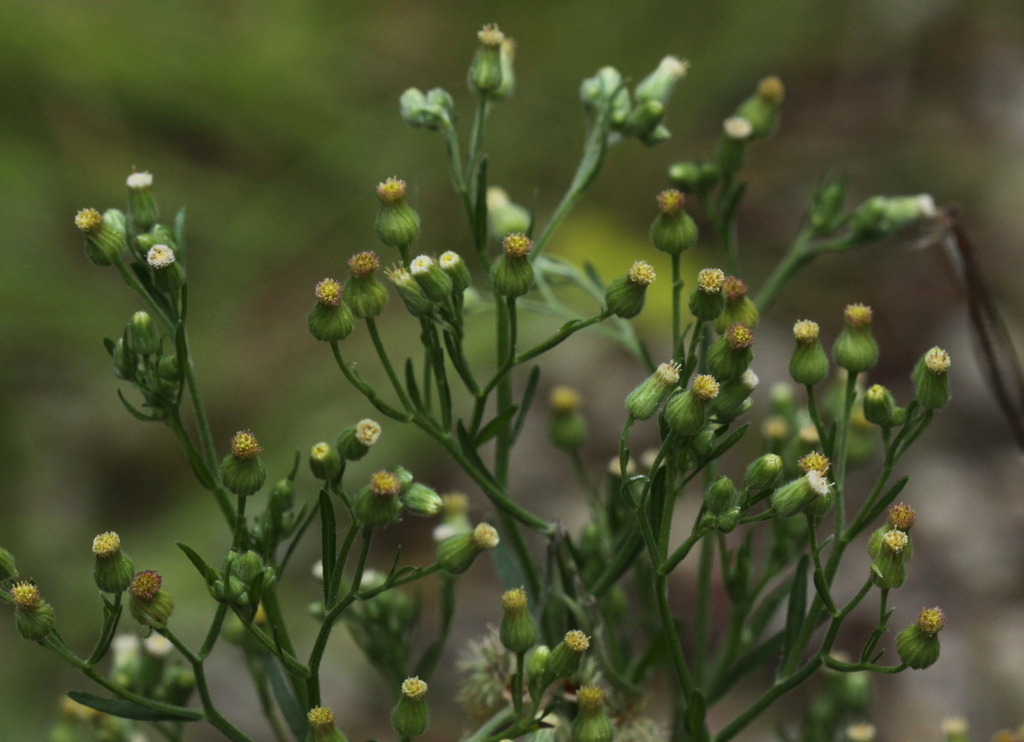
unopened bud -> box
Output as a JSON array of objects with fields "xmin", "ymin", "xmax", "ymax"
[
  {"xmin": 688, "ymin": 268, "xmax": 726, "ymax": 321},
  {"xmin": 221, "ymin": 430, "xmax": 267, "ymax": 496},
  {"xmin": 912, "ymin": 346, "xmax": 951, "ymax": 410}
]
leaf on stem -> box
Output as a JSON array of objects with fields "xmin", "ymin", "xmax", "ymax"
[
  {"xmin": 176, "ymin": 542, "xmax": 218, "ymax": 586},
  {"xmin": 67, "ymin": 691, "xmax": 202, "ymax": 722}
]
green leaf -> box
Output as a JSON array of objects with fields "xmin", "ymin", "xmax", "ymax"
[
  {"xmin": 476, "ymin": 405, "xmax": 518, "ymax": 446},
  {"xmin": 414, "ymin": 575, "xmax": 456, "ymax": 679},
  {"xmin": 709, "ymin": 423, "xmax": 751, "ymax": 460},
  {"xmin": 511, "ymin": 365, "xmax": 541, "ymax": 443},
  {"xmin": 473, "ymin": 156, "xmax": 489, "ymax": 251},
  {"xmin": 174, "ymin": 207, "xmax": 187, "ymax": 269},
  {"xmin": 780, "ymin": 555, "xmax": 808, "ymax": 675},
  {"xmin": 862, "ymin": 477, "xmax": 910, "ymax": 529},
  {"xmin": 267, "ymin": 657, "xmax": 309, "ymax": 740},
  {"xmin": 66, "ymin": 691, "xmax": 202, "ymax": 722},
  {"xmin": 404, "ymin": 357, "xmax": 424, "ymax": 412},
  {"xmin": 582, "ymin": 260, "xmax": 604, "ymax": 290},
  {"xmin": 116, "ymin": 390, "xmax": 162, "ymax": 422},
  {"xmin": 176, "ymin": 542, "xmax": 218, "ymax": 586},
  {"xmin": 319, "ymin": 490, "xmax": 337, "ymax": 593},
  {"xmin": 102, "ymin": 337, "xmax": 116, "ymax": 356},
  {"xmin": 684, "ymin": 689, "xmax": 708, "ymax": 741},
  {"xmin": 456, "ymin": 422, "xmax": 497, "ymax": 486}
]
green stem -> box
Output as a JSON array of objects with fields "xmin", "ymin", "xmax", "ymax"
[
  {"xmin": 672, "ymin": 253, "xmax": 683, "ymax": 362},
  {"xmin": 366, "ymin": 318, "xmax": 413, "ymax": 412},
  {"xmin": 832, "ymin": 372, "xmax": 859, "ymax": 542},
  {"xmin": 753, "ymin": 228, "xmax": 814, "ymax": 314},
  {"xmin": 232, "ymin": 495, "xmax": 248, "ymax": 551},
  {"xmin": 693, "ymin": 536, "xmax": 713, "ymax": 683},
  {"xmin": 330, "ymin": 343, "xmax": 412, "ymax": 422},
  {"xmin": 655, "ymin": 574, "xmax": 696, "ymax": 699}
]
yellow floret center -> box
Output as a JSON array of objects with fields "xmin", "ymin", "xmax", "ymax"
[
  {"xmin": 370, "ymin": 471, "xmax": 401, "ymax": 497},
  {"xmin": 502, "ymin": 232, "xmax": 533, "ymax": 258},
  {"xmin": 11, "ymin": 582, "xmax": 41, "ymax": 609},
  {"xmin": 376, "ymin": 177, "xmax": 407, "ymax": 204},
  {"xmin": 629, "ymin": 260, "xmax": 656, "ymax": 286},
  {"xmin": 888, "ymin": 502, "xmax": 916, "ymax": 531},
  {"xmin": 882, "ymin": 530, "xmax": 908, "ymax": 553},
  {"xmin": 723, "ymin": 276, "xmax": 747, "ymax": 301},
  {"xmin": 348, "ymin": 251, "xmax": 379, "ymax": 277},
  {"xmin": 231, "ymin": 431, "xmax": 262, "ymax": 460},
  {"xmin": 477, "ymin": 24, "xmax": 505, "ymax": 47},
  {"xmin": 402, "ymin": 676, "xmax": 428, "ymax": 699},
  {"xmin": 697, "ymin": 268, "xmax": 725, "ymax": 293},
  {"xmin": 502, "ymin": 587, "xmax": 528, "ymax": 613},
  {"xmin": 472, "ymin": 523, "xmax": 500, "ymax": 549},
  {"xmin": 75, "ymin": 208, "xmax": 103, "ymax": 233},
  {"xmin": 793, "ymin": 319, "xmax": 819, "ymax": 342},
  {"xmin": 917, "ymin": 606, "xmax": 946, "ymax": 634},
  {"xmin": 92, "ymin": 532, "xmax": 121, "ymax": 558},
  {"xmin": 307, "ymin": 706, "xmax": 334, "ymax": 728},
  {"xmin": 726, "ymin": 324, "xmax": 754, "ymax": 349},
  {"xmin": 656, "ymin": 189, "xmax": 685, "ymax": 215},
  {"xmin": 576, "ymin": 685, "xmax": 604, "ymax": 712},
  {"xmin": 692, "ymin": 374, "xmax": 720, "ymax": 400},
  {"xmin": 550, "ymin": 385, "xmax": 581, "ymax": 413},
  {"xmin": 757, "ymin": 75, "xmax": 785, "ymax": 104},
  {"xmin": 844, "ymin": 303, "xmax": 873, "ymax": 327},
  {"xmin": 314, "ymin": 278, "xmax": 343, "ymax": 306},
  {"xmin": 564, "ymin": 629, "xmax": 590, "ymax": 653},
  {"xmin": 355, "ymin": 419, "xmax": 381, "ymax": 446},
  {"xmin": 798, "ymin": 451, "xmax": 830, "ymax": 474},
  {"xmin": 925, "ymin": 347, "xmax": 951, "ymax": 374}
]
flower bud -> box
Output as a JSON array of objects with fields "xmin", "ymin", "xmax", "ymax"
[
  {"xmin": 354, "ymin": 471, "xmax": 404, "ymax": 529},
  {"xmin": 689, "ymin": 268, "xmax": 726, "ymax": 321},
  {"xmin": 11, "ymin": 582, "xmax": 55, "ymax": 641},
  {"xmin": 832, "ymin": 304, "xmax": 878, "ymax": 374},
  {"xmin": 863, "ymin": 384, "xmax": 897, "ymax": 427},
  {"xmin": 487, "ymin": 37, "xmax": 517, "ymax": 101},
  {"xmin": 668, "ymin": 161, "xmax": 703, "ymax": 193},
  {"xmin": 308, "ymin": 706, "xmax": 348, "ymax": 742},
  {"xmin": 526, "ymin": 644, "xmax": 550, "ymax": 683},
  {"xmin": 870, "ymin": 529, "xmax": 910, "ymax": 588},
  {"xmin": 468, "ymin": 25, "xmax": 505, "ymax": 96},
  {"xmin": 707, "ymin": 324, "xmax": 754, "ymax": 382},
  {"xmin": 75, "ymin": 207, "xmax": 127, "ymax": 266},
  {"xmin": 711, "ymin": 369, "xmax": 758, "ymax": 422},
  {"xmin": 665, "ymin": 375, "xmax": 719, "ymax": 438},
  {"xmin": 733, "ymin": 76, "xmax": 784, "ymax": 140},
  {"xmin": 717, "ymin": 117, "xmax": 753, "ymax": 173},
  {"xmin": 745, "ymin": 454, "xmax": 784, "ymax": 491},
  {"xmin": 704, "ymin": 476, "xmax": 739, "ymax": 515},
  {"xmin": 385, "ymin": 265, "xmax": 435, "ymax": 317},
  {"xmin": 309, "ymin": 442, "xmax": 342, "ymax": 481},
  {"xmin": 626, "ymin": 362, "xmax": 680, "ymax": 420},
  {"xmin": 0, "ymin": 546, "xmax": 18, "ymax": 583},
  {"xmin": 605, "ymin": 261, "xmax": 655, "ymax": 318},
  {"xmin": 439, "ymin": 251, "xmax": 472, "ymax": 293},
  {"xmin": 548, "ymin": 386, "xmax": 587, "ymax": 451},
  {"xmin": 308, "ymin": 278, "xmax": 355, "ymax": 342},
  {"xmin": 499, "ymin": 587, "xmax": 538, "ymax": 654},
  {"xmin": 399, "ymin": 87, "xmax": 454, "ymax": 131},
  {"xmin": 392, "ymin": 677, "xmax": 430, "ymax": 738},
  {"xmin": 375, "ymin": 178, "xmax": 421, "ymax": 249},
  {"xmin": 401, "ymin": 482, "xmax": 443, "ymax": 518},
  {"xmin": 572, "ymin": 686, "xmax": 614, "ymax": 742},
  {"xmin": 146, "ymin": 244, "xmax": 185, "ymax": 294},
  {"xmin": 128, "ymin": 571, "xmax": 174, "ymax": 631},
  {"xmin": 912, "ymin": 346, "xmax": 951, "ymax": 410},
  {"xmin": 344, "ymin": 251, "xmax": 389, "ymax": 319},
  {"xmin": 92, "ymin": 532, "xmax": 135, "ymax": 594},
  {"xmin": 409, "ymin": 255, "xmax": 453, "ymax": 302},
  {"xmin": 487, "ymin": 187, "xmax": 532, "ymax": 239},
  {"xmin": 771, "ymin": 470, "xmax": 831, "ymax": 517},
  {"xmin": 112, "ymin": 337, "xmax": 138, "ymax": 382},
  {"xmin": 432, "ymin": 493, "xmax": 472, "ymax": 542},
  {"xmin": 635, "ymin": 56, "xmax": 689, "ymax": 107},
  {"xmin": 789, "ymin": 320, "xmax": 829, "ymax": 385},
  {"xmin": 127, "ymin": 171, "xmax": 158, "ymax": 231},
  {"xmin": 126, "ymin": 311, "xmax": 160, "ymax": 356},
  {"xmin": 622, "ymin": 99, "xmax": 665, "ymax": 141},
  {"xmin": 221, "ymin": 430, "xmax": 267, "ymax": 496},
  {"xmin": 896, "ymin": 607, "xmax": 944, "ymax": 668},
  {"xmin": 809, "ymin": 177, "xmax": 848, "ymax": 237},
  {"xmin": 714, "ymin": 277, "xmax": 760, "ymax": 333},
  {"xmin": 547, "ymin": 630, "xmax": 590, "ymax": 679},
  {"xmin": 436, "ymin": 523, "xmax": 499, "ymax": 575},
  {"xmin": 490, "ymin": 233, "xmax": 535, "ymax": 298},
  {"xmin": 337, "ymin": 419, "xmax": 382, "ymax": 461},
  {"xmin": 650, "ymin": 190, "xmax": 698, "ymax": 255}
]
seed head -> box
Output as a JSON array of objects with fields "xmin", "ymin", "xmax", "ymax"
[
  {"xmin": 798, "ymin": 451, "xmax": 830, "ymax": 474},
  {"xmin": 355, "ymin": 419, "xmax": 382, "ymax": 446},
  {"xmin": 502, "ymin": 232, "xmax": 533, "ymax": 258},
  {"xmin": 478, "ymin": 24, "xmax": 505, "ymax": 47},
  {"xmin": 692, "ymin": 374, "xmax": 720, "ymax": 400},
  {"xmin": 402, "ymin": 676, "xmax": 428, "ymax": 699},
  {"xmin": 550, "ymin": 386, "xmax": 581, "ymax": 413},
  {"xmin": 656, "ymin": 189, "xmax": 685, "ymax": 215},
  {"xmin": 793, "ymin": 319, "xmax": 820, "ymax": 342},
  {"xmin": 888, "ymin": 502, "xmax": 917, "ymax": 531},
  {"xmin": 577, "ymin": 685, "xmax": 604, "ymax": 713},
  {"xmin": 725, "ymin": 324, "xmax": 754, "ymax": 349},
  {"xmin": 723, "ymin": 276, "xmax": 747, "ymax": 301},
  {"xmin": 628, "ymin": 260, "xmax": 656, "ymax": 286},
  {"xmin": 385, "ymin": 265, "xmax": 414, "ymax": 286},
  {"xmin": 882, "ymin": 530, "xmax": 909, "ymax": 553},
  {"xmin": 844, "ymin": 303, "xmax": 873, "ymax": 328},
  {"xmin": 92, "ymin": 532, "xmax": 121, "ymax": 558},
  {"xmin": 757, "ymin": 76, "xmax": 785, "ymax": 105},
  {"xmin": 348, "ymin": 251, "xmax": 379, "ymax": 277},
  {"xmin": 723, "ymin": 116, "xmax": 753, "ymax": 140},
  {"xmin": 129, "ymin": 571, "xmax": 162, "ymax": 601},
  {"xmin": 307, "ymin": 706, "xmax": 334, "ymax": 729},
  {"xmin": 656, "ymin": 361, "xmax": 682, "ymax": 386},
  {"xmin": 472, "ymin": 523, "xmax": 500, "ymax": 550},
  {"xmin": 697, "ymin": 268, "xmax": 725, "ymax": 293},
  {"xmin": 564, "ymin": 629, "xmax": 590, "ymax": 653},
  {"xmin": 314, "ymin": 278, "xmax": 343, "ymax": 306},
  {"xmin": 370, "ymin": 471, "xmax": 401, "ymax": 497},
  {"xmin": 807, "ymin": 470, "xmax": 831, "ymax": 496},
  {"xmin": 376, "ymin": 177, "xmax": 407, "ymax": 204},
  {"xmin": 126, "ymin": 171, "xmax": 153, "ymax": 189},
  {"xmin": 231, "ymin": 431, "xmax": 262, "ymax": 460},
  {"xmin": 925, "ymin": 347, "xmax": 951, "ymax": 374},
  {"xmin": 146, "ymin": 245, "xmax": 176, "ymax": 269},
  {"xmin": 10, "ymin": 582, "xmax": 41, "ymax": 609},
  {"xmin": 916, "ymin": 606, "xmax": 946, "ymax": 635},
  {"xmin": 75, "ymin": 208, "xmax": 103, "ymax": 234},
  {"xmin": 741, "ymin": 369, "xmax": 760, "ymax": 389}
]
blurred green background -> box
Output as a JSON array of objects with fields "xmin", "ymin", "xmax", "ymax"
[{"xmin": 3, "ymin": 0, "xmax": 1024, "ymax": 740}]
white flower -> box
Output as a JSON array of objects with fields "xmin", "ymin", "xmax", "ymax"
[
  {"xmin": 723, "ymin": 116, "xmax": 753, "ymax": 140},
  {"xmin": 126, "ymin": 171, "xmax": 153, "ymax": 189},
  {"xmin": 146, "ymin": 244, "xmax": 175, "ymax": 269}
]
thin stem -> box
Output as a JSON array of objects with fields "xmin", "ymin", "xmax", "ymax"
[
  {"xmin": 753, "ymin": 228, "xmax": 813, "ymax": 314},
  {"xmin": 832, "ymin": 372, "xmax": 859, "ymax": 542},
  {"xmin": 693, "ymin": 536, "xmax": 713, "ymax": 683},
  {"xmin": 366, "ymin": 318, "xmax": 413, "ymax": 411},
  {"xmin": 672, "ymin": 253, "xmax": 683, "ymax": 362},
  {"xmin": 655, "ymin": 574, "xmax": 696, "ymax": 699}
]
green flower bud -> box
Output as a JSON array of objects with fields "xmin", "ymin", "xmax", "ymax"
[
  {"xmin": 344, "ymin": 251, "xmax": 389, "ymax": 319},
  {"xmin": 0, "ymin": 547, "xmax": 16, "ymax": 583},
  {"xmin": 733, "ymin": 76, "xmax": 784, "ymax": 139},
  {"xmin": 308, "ymin": 278, "xmax": 355, "ymax": 342},
  {"xmin": 622, "ymin": 99, "xmax": 665, "ymax": 140},
  {"xmin": 401, "ymin": 482, "xmax": 443, "ymax": 518},
  {"xmin": 864, "ymin": 384, "xmax": 897, "ymax": 427},
  {"xmin": 572, "ymin": 686, "xmax": 614, "ymax": 742},
  {"xmin": 112, "ymin": 337, "xmax": 137, "ymax": 381},
  {"xmin": 650, "ymin": 190, "xmax": 698, "ymax": 255},
  {"xmin": 439, "ymin": 251, "xmax": 472, "ymax": 293},
  {"xmin": 221, "ymin": 431, "xmax": 267, "ymax": 496},
  {"xmin": 409, "ymin": 255, "xmax": 453, "ymax": 302},
  {"xmin": 399, "ymin": 87, "xmax": 454, "ymax": 131},
  {"xmin": 146, "ymin": 244, "xmax": 185, "ymax": 294},
  {"xmin": 693, "ymin": 428, "xmax": 717, "ymax": 460},
  {"xmin": 744, "ymin": 454, "xmax": 784, "ymax": 493},
  {"xmin": 547, "ymin": 630, "xmax": 590, "ymax": 679},
  {"xmin": 499, "ymin": 587, "xmax": 538, "ymax": 654},
  {"xmin": 549, "ymin": 386, "xmax": 587, "ymax": 451},
  {"xmin": 832, "ymin": 304, "xmax": 879, "ymax": 374},
  {"xmin": 386, "ymin": 265, "xmax": 435, "ymax": 317},
  {"xmin": 391, "ymin": 465, "xmax": 415, "ymax": 490},
  {"xmin": 75, "ymin": 207, "xmax": 126, "ymax": 267},
  {"xmin": 665, "ymin": 375, "xmax": 719, "ymax": 438},
  {"xmin": 354, "ymin": 471, "xmax": 404, "ymax": 529},
  {"xmin": 912, "ymin": 347, "xmax": 951, "ymax": 410},
  {"xmin": 526, "ymin": 644, "xmax": 550, "ymax": 683},
  {"xmin": 714, "ymin": 277, "xmax": 760, "ymax": 333},
  {"xmin": 127, "ymin": 311, "xmax": 160, "ymax": 356},
  {"xmin": 809, "ymin": 177, "xmax": 848, "ymax": 237},
  {"xmin": 490, "ymin": 233, "xmax": 535, "ymax": 298},
  {"xmin": 432, "ymin": 493, "xmax": 472, "ymax": 542},
  {"xmin": 870, "ymin": 529, "xmax": 909, "ymax": 588},
  {"xmin": 307, "ymin": 706, "xmax": 348, "ymax": 742},
  {"xmin": 157, "ymin": 355, "xmax": 179, "ymax": 382},
  {"xmin": 689, "ymin": 268, "xmax": 727, "ymax": 321},
  {"xmin": 711, "ymin": 369, "xmax": 759, "ymax": 422},
  {"xmin": 707, "ymin": 324, "xmax": 755, "ymax": 382},
  {"xmin": 337, "ymin": 419, "xmax": 382, "ymax": 461},
  {"xmin": 270, "ymin": 478, "xmax": 295, "ymax": 521},
  {"xmin": 468, "ymin": 25, "xmax": 504, "ymax": 96},
  {"xmin": 896, "ymin": 607, "xmax": 944, "ymax": 669},
  {"xmin": 127, "ymin": 171, "xmax": 159, "ymax": 231},
  {"xmin": 715, "ymin": 505, "xmax": 743, "ymax": 533},
  {"xmin": 635, "ymin": 56, "xmax": 689, "ymax": 107},
  {"xmin": 626, "ymin": 361, "xmax": 681, "ymax": 420},
  {"xmin": 789, "ymin": 320, "xmax": 830, "ymax": 385},
  {"xmin": 375, "ymin": 178, "xmax": 420, "ymax": 249},
  {"xmin": 717, "ymin": 117, "xmax": 753, "ymax": 174},
  {"xmin": 605, "ymin": 261, "xmax": 656, "ymax": 318},
  {"xmin": 436, "ymin": 523, "xmax": 499, "ymax": 575},
  {"xmin": 128, "ymin": 571, "xmax": 174, "ymax": 631},
  {"xmin": 92, "ymin": 532, "xmax": 135, "ymax": 594},
  {"xmin": 771, "ymin": 470, "xmax": 832, "ymax": 517},
  {"xmin": 392, "ymin": 677, "xmax": 430, "ymax": 738},
  {"xmin": 705, "ymin": 476, "xmax": 739, "ymax": 515},
  {"xmin": 309, "ymin": 442, "xmax": 342, "ymax": 481},
  {"xmin": 668, "ymin": 161, "xmax": 703, "ymax": 193},
  {"xmin": 486, "ymin": 187, "xmax": 532, "ymax": 239},
  {"xmin": 491, "ymin": 37, "xmax": 517, "ymax": 101},
  {"xmin": 11, "ymin": 582, "xmax": 55, "ymax": 640}
]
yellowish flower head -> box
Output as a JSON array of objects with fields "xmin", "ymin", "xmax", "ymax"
[
  {"xmin": 697, "ymin": 268, "xmax": 726, "ymax": 293},
  {"xmin": 793, "ymin": 319, "xmax": 820, "ymax": 342},
  {"xmin": 314, "ymin": 278, "xmax": 343, "ymax": 307},
  {"xmin": 925, "ymin": 347, "xmax": 951, "ymax": 374},
  {"xmin": 692, "ymin": 374, "xmax": 720, "ymax": 401},
  {"xmin": 472, "ymin": 523, "xmax": 500, "ymax": 550},
  {"xmin": 564, "ymin": 629, "xmax": 590, "ymax": 653},
  {"xmin": 882, "ymin": 530, "xmax": 909, "ymax": 553},
  {"xmin": 550, "ymin": 386, "xmax": 581, "ymax": 413},
  {"xmin": 146, "ymin": 245, "xmax": 176, "ymax": 269},
  {"xmin": 231, "ymin": 431, "xmax": 262, "ymax": 461},
  {"xmin": 798, "ymin": 452, "xmax": 830, "ymax": 474},
  {"xmin": 502, "ymin": 232, "xmax": 533, "ymax": 258},
  {"xmin": 577, "ymin": 685, "xmax": 604, "ymax": 713},
  {"xmin": 10, "ymin": 582, "xmax": 41, "ymax": 609},
  {"xmin": 92, "ymin": 532, "xmax": 121, "ymax": 558},
  {"xmin": 629, "ymin": 260, "xmax": 656, "ymax": 286},
  {"xmin": 844, "ymin": 303, "xmax": 873, "ymax": 328},
  {"xmin": 355, "ymin": 419, "xmax": 382, "ymax": 446},
  {"xmin": 376, "ymin": 177, "xmax": 407, "ymax": 204},
  {"xmin": 401, "ymin": 676, "xmax": 428, "ymax": 699},
  {"xmin": 370, "ymin": 470, "xmax": 401, "ymax": 497},
  {"xmin": 348, "ymin": 251, "xmax": 379, "ymax": 277},
  {"xmin": 917, "ymin": 606, "xmax": 946, "ymax": 634},
  {"xmin": 75, "ymin": 208, "xmax": 103, "ymax": 234},
  {"xmin": 656, "ymin": 188, "xmax": 685, "ymax": 216},
  {"xmin": 757, "ymin": 76, "xmax": 785, "ymax": 105}
]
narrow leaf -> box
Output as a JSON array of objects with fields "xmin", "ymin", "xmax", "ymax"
[
  {"xmin": 174, "ymin": 207, "xmax": 187, "ymax": 269},
  {"xmin": 319, "ymin": 490, "xmax": 337, "ymax": 594},
  {"xmin": 863, "ymin": 477, "xmax": 911, "ymax": 528},
  {"xmin": 684, "ymin": 689, "xmax": 708, "ymax": 740},
  {"xmin": 710, "ymin": 423, "xmax": 751, "ymax": 460},
  {"xmin": 116, "ymin": 390, "xmax": 162, "ymax": 422},
  {"xmin": 476, "ymin": 405, "xmax": 518, "ymax": 446},
  {"xmin": 456, "ymin": 422, "xmax": 496, "ymax": 485},
  {"xmin": 511, "ymin": 365, "xmax": 541, "ymax": 443},
  {"xmin": 67, "ymin": 691, "xmax": 202, "ymax": 722},
  {"xmin": 404, "ymin": 357, "xmax": 424, "ymax": 412},
  {"xmin": 780, "ymin": 556, "xmax": 808, "ymax": 673},
  {"xmin": 582, "ymin": 260, "xmax": 604, "ymax": 290},
  {"xmin": 267, "ymin": 658, "xmax": 309, "ymax": 740},
  {"xmin": 103, "ymin": 337, "xmax": 116, "ymax": 356},
  {"xmin": 176, "ymin": 542, "xmax": 218, "ymax": 585},
  {"xmin": 473, "ymin": 157, "xmax": 489, "ymax": 251}
]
